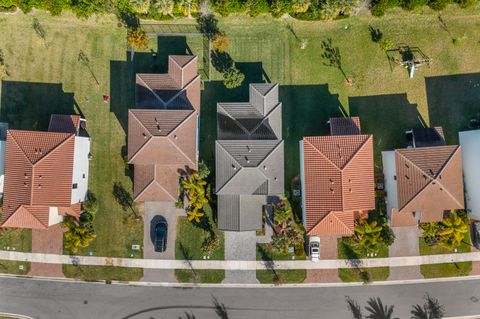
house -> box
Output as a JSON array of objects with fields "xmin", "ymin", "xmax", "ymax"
[
  {"xmin": 0, "ymin": 123, "xmax": 9, "ymax": 196},
  {"xmin": 459, "ymin": 129, "xmax": 480, "ymax": 220},
  {"xmin": 215, "ymin": 83, "xmax": 284, "ymax": 231},
  {"xmin": 382, "ymin": 127, "xmax": 464, "ymax": 226},
  {"xmin": 0, "ymin": 114, "xmax": 90, "ymax": 229},
  {"xmin": 300, "ymin": 117, "xmax": 375, "ymax": 237},
  {"xmin": 128, "ymin": 55, "xmax": 200, "ymax": 202}
]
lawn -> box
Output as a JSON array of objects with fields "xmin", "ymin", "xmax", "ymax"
[
  {"xmin": 62, "ymin": 265, "xmax": 143, "ymax": 282},
  {"xmin": 175, "ymin": 204, "xmax": 225, "ymax": 283},
  {"xmin": 0, "ymin": 12, "xmax": 142, "ymax": 280},
  {"xmin": 338, "ymin": 238, "xmax": 390, "ymax": 282},
  {"xmin": 256, "ymin": 243, "xmax": 306, "ymax": 284},
  {"xmin": 0, "ymin": 228, "xmax": 31, "ymax": 252},
  {"xmin": 419, "ymin": 237, "xmax": 472, "ymax": 278},
  {"xmin": 0, "ymin": 260, "xmax": 30, "ymax": 275}
]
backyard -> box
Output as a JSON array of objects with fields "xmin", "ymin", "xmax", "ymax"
[{"xmin": 0, "ymin": 5, "xmax": 478, "ymax": 280}]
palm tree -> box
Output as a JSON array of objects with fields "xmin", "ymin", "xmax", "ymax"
[
  {"xmin": 153, "ymin": 0, "xmax": 175, "ymax": 17},
  {"xmin": 365, "ymin": 297, "xmax": 398, "ymax": 319},
  {"xmin": 354, "ymin": 219, "xmax": 383, "ymax": 255},
  {"xmin": 438, "ymin": 211, "xmax": 469, "ymax": 251},
  {"xmin": 63, "ymin": 216, "xmax": 97, "ymax": 254},
  {"xmin": 130, "ymin": 0, "xmax": 151, "ymax": 14},
  {"xmin": 182, "ymin": 173, "xmax": 208, "ymax": 223},
  {"xmin": 419, "ymin": 222, "xmax": 440, "ymax": 245},
  {"xmin": 411, "ymin": 293, "xmax": 445, "ymax": 319}
]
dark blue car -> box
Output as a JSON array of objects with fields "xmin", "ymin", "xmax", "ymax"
[{"xmin": 154, "ymin": 219, "xmax": 168, "ymax": 252}]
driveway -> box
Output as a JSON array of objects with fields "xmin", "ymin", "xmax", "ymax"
[
  {"xmin": 141, "ymin": 201, "xmax": 185, "ymax": 282},
  {"xmin": 223, "ymin": 231, "xmax": 258, "ymax": 284},
  {"xmin": 388, "ymin": 226, "xmax": 422, "ymax": 280},
  {"xmin": 305, "ymin": 236, "xmax": 340, "ymax": 283},
  {"xmin": 28, "ymin": 224, "xmax": 64, "ymax": 277}
]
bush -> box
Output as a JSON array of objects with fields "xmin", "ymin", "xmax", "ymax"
[
  {"xmin": 428, "ymin": 0, "xmax": 452, "ymax": 10},
  {"xmin": 291, "ymin": 0, "xmax": 311, "ymax": 13},
  {"xmin": 378, "ymin": 39, "xmax": 393, "ymax": 51},
  {"xmin": 198, "ymin": 160, "xmax": 211, "ymax": 179},
  {"xmin": 401, "ymin": 0, "xmax": 428, "ymax": 10},
  {"xmin": 371, "ymin": 0, "xmax": 388, "ymax": 16},
  {"xmin": 211, "ymin": 32, "xmax": 229, "ymax": 53},
  {"xmin": 223, "ymin": 65, "xmax": 245, "ymax": 89},
  {"xmin": 245, "ymin": 0, "xmax": 269, "ymax": 16},
  {"xmin": 212, "ymin": 0, "xmax": 245, "ymax": 16},
  {"xmin": 270, "ymin": 0, "xmax": 291, "ymax": 17},
  {"xmin": 200, "ymin": 233, "xmax": 220, "ymax": 255},
  {"xmin": 457, "ymin": 0, "xmax": 477, "ymax": 8},
  {"xmin": 127, "ymin": 27, "xmax": 148, "ymax": 50}
]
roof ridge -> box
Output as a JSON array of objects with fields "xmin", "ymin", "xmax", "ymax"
[
  {"xmin": 127, "ymin": 111, "xmax": 153, "ymax": 162},
  {"xmin": 7, "ymin": 130, "xmax": 32, "ymax": 165},
  {"xmin": 251, "ymin": 83, "xmax": 276, "ymax": 99},
  {"xmin": 338, "ymin": 135, "xmax": 372, "ymax": 170},
  {"xmin": 250, "ymin": 102, "xmax": 281, "ymax": 137},
  {"xmin": 167, "ymin": 109, "xmax": 196, "ymax": 137},
  {"xmin": 3, "ymin": 205, "xmax": 46, "ymax": 229},
  {"xmin": 166, "ymin": 136, "xmax": 196, "ymax": 167},
  {"xmin": 257, "ymin": 140, "xmax": 283, "ymax": 181},
  {"xmin": 304, "ymin": 138, "xmax": 342, "ymax": 172},
  {"xmin": 164, "ymin": 74, "xmax": 200, "ymax": 107},
  {"xmin": 33, "ymin": 134, "xmax": 75, "ymax": 166},
  {"xmin": 137, "ymin": 75, "xmax": 166, "ymax": 107},
  {"xmin": 307, "ymin": 211, "xmax": 352, "ymax": 236},
  {"xmin": 215, "ymin": 141, "xmax": 242, "ymax": 194},
  {"xmin": 217, "ymin": 104, "xmax": 256, "ymax": 137}
]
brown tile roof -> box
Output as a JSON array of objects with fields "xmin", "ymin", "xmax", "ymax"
[
  {"xmin": 1, "ymin": 129, "xmax": 78, "ymax": 229},
  {"xmin": 394, "ymin": 145, "xmax": 464, "ymax": 222},
  {"xmin": 303, "ymin": 134, "xmax": 375, "ymax": 236},
  {"xmin": 329, "ymin": 117, "xmax": 361, "ymax": 136},
  {"xmin": 48, "ymin": 114, "xmax": 81, "ymax": 134},
  {"xmin": 133, "ymin": 165, "xmax": 180, "ymax": 201}
]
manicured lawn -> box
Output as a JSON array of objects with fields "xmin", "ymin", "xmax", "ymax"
[
  {"xmin": 338, "ymin": 238, "xmax": 389, "ymax": 282},
  {"xmin": 0, "ymin": 12, "xmax": 144, "ymax": 280},
  {"xmin": 419, "ymin": 237, "xmax": 472, "ymax": 278},
  {"xmin": 0, "ymin": 228, "xmax": 31, "ymax": 252},
  {"xmin": 62, "ymin": 265, "xmax": 143, "ymax": 282},
  {"xmin": 0, "ymin": 260, "xmax": 30, "ymax": 275},
  {"xmin": 175, "ymin": 269, "xmax": 225, "ymax": 284},
  {"xmin": 256, "ymin": 243, "xmax": 306, "ymax": 283}
]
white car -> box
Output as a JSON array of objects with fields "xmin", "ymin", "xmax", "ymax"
[{"xmin": 309, "ymin": 236, "xmax": 320, "ymax": 261}]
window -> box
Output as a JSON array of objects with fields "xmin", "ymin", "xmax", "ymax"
[
  {"xmin": 82, "ymin": 174, "xmax": 85, "ymax": 179},
  {"xmin": 72, "ymin": 183, "xmax": 78, "ymax": 189}
]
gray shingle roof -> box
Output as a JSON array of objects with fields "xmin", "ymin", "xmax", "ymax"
[
  {"xmin": 217, "ymin": 84, "xmax": 282, "ymax": 140},
  {"xmin": 217, "ymin": 194, "xmax": 265, "ymax": 231}
]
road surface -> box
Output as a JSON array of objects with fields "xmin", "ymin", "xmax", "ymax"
[{"xmin": 1, "ymin": 277, "xmax": 480, "ymax": 318}]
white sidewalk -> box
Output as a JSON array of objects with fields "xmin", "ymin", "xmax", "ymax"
[{"xmin": 1, "ymin": 250, "xmax": 480, "ymax": 270}]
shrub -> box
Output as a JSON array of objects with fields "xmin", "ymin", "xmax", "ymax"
[
  {"xmin": 200, "ymin": 233, "xmax": 220, "ymax": 255},
  {"xmin": 127, "ymin": 27, "xmax": 149, "ymax": 50},
  {"xmin": 457, "ymin": 0, "xmax": 477, "ymax": 8},
  {"xmin": 291, "ymin": 0, "xmax": 311, "ymax": 13},
  {"xmin": 213, "ymin": 0, "xmax": 245, "ymax": 16},
  {"xmin": 371, "ymin": 0, "xmax": 388, "ymax": 16},
  {"xmin": 319, "ymin": 0, "xmax": 359, "ymax": 19},
  {"xmin": 245, "ymin": 0, "xmax": 269, "ymax": 16},
  {"xmin": 223, "ymin": 65, "xmax": 245, "ymax": 89},
  {"xmin": 270, "ymin": 0, "xmax": 291, "ymax": 17},
  {"xmin": 428, "ymin": 0, "xmax": 452, "ymax": 10},
  {"xmin": 401, "ymin": 0, "xmax": 428, "ymax": 10},
  {"xmin": 211, "ymin": 32, "xmax": 229, "ymax": 52},
  {"xmin": 130, "ymin": 0, "xmax": 150, "ymax": 13},
  {"xmin": 152, "ymin": 0, "xmax": 174, "ymax": 17},
  {"xmin": 198, "ymin": 160, "xmax": 211, "ymax": 179}
]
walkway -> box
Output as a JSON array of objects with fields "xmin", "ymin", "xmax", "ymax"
[
  {"xmin": 5, "ymin": 250, "xmax": 480, "ymax": 270},
  {"xmin": 388, "ymin": 227, "xmax": 422, "ymax": 280},
  {"xmin": 28, "ymin": 224, "xmax": 64, "ymax": 277}
]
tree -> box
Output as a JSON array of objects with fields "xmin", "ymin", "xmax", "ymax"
[
  {"xmin": 320, "ymin": 0, "xmax": 359, "ymax": 19},
  {"xmin": 198, "ymin": 160, "xmax": 211, "ymax": 179},
  {"xmin": 187, "ymin": 209, "xmax": 204, "ymax": 223},
  {"xmin": 130, "ymin": 0, "xmax": 151, "ymax": 13},
  {"xmin": 438, "ymin": 211, "xmax": 469, "ymax": 251},
  {"xmin": 365, "ymin": 297, "xmax": 398, "ymax": 319},
  {"xmin": 411, "ymin": 293, "xmax": 445, "ymax": 319},
  {"xmin": 420, "ymin": 222, "xmax": 440, "ymax": 245},
  {"xmin": 63, "ymin": 216, "xmax": 97, "ymax": 254},
  {"xmin": 153, "ymin": 0, "xmax": 175, "ymax": 17},
  {"xmin": 212, "ymin": 32, "xmax": 229, "ymax": 52},
  {"xmin": 291, "ymin": 0, "xmax": 311, "ymax": 13},
  {"xmin": 273, "ymin": 199, "xmax": 292, "ymax": 233},
  {"xmin": 182, "ymin": 173, "xmax": 209, "ymax": 223},
  {"xmin": 223, "ymin": 65, "xmax": 245, "ymax": 89},
  {"xmin": 354, "ymin": 219, "xmax": 383, "ymax": 255},
  {"xmin": 127, "ymin": 27, "xmax": 149, "ymax": 50},
  {"xmin": 178, "ymin": 0, "xmax": 194, "ymax": 17}
]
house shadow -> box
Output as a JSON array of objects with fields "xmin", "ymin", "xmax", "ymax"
[
  {"xmin": 349, "ymin": 93, "xmax": 425, "ymax": 162},
  {"xmin": 0, "ymin": 80, "xmax": 76, "ymax": 130},
  {"xmin": 426, "ymin": 73, "xmax": 480, "ymax": 144},
  {"xmin": 109, "ymin": 36, "xmax": 193, "ymax": 135}
]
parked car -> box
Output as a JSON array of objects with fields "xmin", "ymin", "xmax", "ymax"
[
  {"xmin": 472, "ymin": 222, "xmax": 480, "ymax": 249},
  {"xmin": 154, "ymin": 218, "xmax": 168, "ymax": 253},
  {"xmin": 309, "ymin": 236, "xmax": 320, "ymax": 261}
]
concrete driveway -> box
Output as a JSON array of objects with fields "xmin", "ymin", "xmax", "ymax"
[
  {"xmin": 141, "ymin": 201, "xmax": 185, "ymax": 282},
  {"xmin": 388, "ymin": 226, "xmax": 422, "ymax": 280}
]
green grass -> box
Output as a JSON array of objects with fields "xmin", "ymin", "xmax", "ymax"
[
  {"xmin": 0, "ymin": 228, "xmax": 31, "ymax": 252},
  {"xmin": 257, "ymin": 269, "xmax": 306, "ymax": 284},
  {"xmin": 0, "ymin": 12, "xmax": 144, "ymax": 280},
  {"xmin": 62, "ymin": 265, "xmax": 143, "ymax": 281},
  {"xmin": 419, "ymin": 237, "xmax": 472, "ymax": 278},
  {"xmin": 175, "ymin": 269, "xmax": 225, "ymax": 283},
  {"xmin": 0, "ymin": 260, "xmax": 30, "ymax": 275},
  {"xmin": 256, "ymin": 243, "xmax": 306, "ymax": 283},
  {"xmin": 337, "ymin": 238, "xmax": 389, "ymax": 282}
]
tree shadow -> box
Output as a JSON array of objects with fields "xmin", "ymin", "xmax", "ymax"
[
  {"xmin": 349, "ymin": 93, "xmax": 425, "ymax": 162},
  {"xmin": 411, "ymin": 293, "xmax": 445, "ymax": 319},
  {"xmin": 365, "ymin": 297, "xmax": 398, "ymax": 319},
  {"xmin": 179, "ymin": 312, "xmax": 197, "ymax": 319},
  {"xmin": 257, "ymin": 243, "xmax": 278, "ymax": 282},
  {"xmin": 212, "ymin": 296, "xmax": 229, "ymax": 319},
  {"xmin": 112, "ymin": 181, "xmax": 137, "ymax": 217},
  {"xmin": 0, "ymin": 81, "xmax": 76, "ymax": 130},
  {"xmin": 426, "ymin": 73, "xmax": 480, "ymax": 144},
  {"xmin": 320, "ymin": 38, "xmax": 348, "ymax": 82},
  {"xmin": 345, "ymin": 296, "xmax": 364, "ymax": 319},
  {"xmin": 368, "ymin": 25, "xmax": 383, "ymax": 43}
]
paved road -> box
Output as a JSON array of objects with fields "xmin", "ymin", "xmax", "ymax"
[{"xmin": 1, "ymin": 277, "xmax": 480, "ymax": 319}]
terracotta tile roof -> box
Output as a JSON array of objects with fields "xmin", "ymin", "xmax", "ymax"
[
  {"xmin": 329, "ymin": 117, "xmax": 361, "ymax": 136},
  {"xmin": 303, "ymin": 134, "xmax": 375, "ymax": 236},
  {"xmin": 394, "ymin": 145, "xmax": 464, "ymax": 221},
  {"xmin": 48, "ymin": 114, "xmax": 81, "ymax": 134},
  {"xmin": 1, "ymin": 129, "xmax": 78, "ymax": 229}
]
